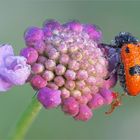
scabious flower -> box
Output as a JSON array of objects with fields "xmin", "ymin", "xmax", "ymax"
[
  {"xmin": 22, "ymin": 20, "xmax": 118, "ymax": 121},
  {"xmin": 0, "ymin": 44, "xmax": 31, "ymax": 91}
]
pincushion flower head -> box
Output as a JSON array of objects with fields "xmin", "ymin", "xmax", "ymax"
[
  {"xmin": 21, "ymin": 20, "xmax": 117, "ymax": 121},
  {"xmin": 0, "ymin": 44, "xmax": 31, "ymax": 91}
]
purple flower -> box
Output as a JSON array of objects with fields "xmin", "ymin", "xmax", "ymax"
[
  {"xmin": 24, "ymin": 20, "xmax": 116, "ymax": 121},
  {"xmin": 0, "ymin": 44, "xmax": 31, "ymax": 92}
]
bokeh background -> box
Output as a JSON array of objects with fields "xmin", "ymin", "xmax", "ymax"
[{"xmin": 0, "ymin": 0, "xmax": 140, "ymax": 139}]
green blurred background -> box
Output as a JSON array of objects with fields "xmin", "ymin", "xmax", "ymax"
[{"xmin": 0, "ymin": 0, "xmax": 140, "ymax": 139}]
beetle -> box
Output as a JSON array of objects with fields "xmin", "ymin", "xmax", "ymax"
[
  {"xmin": 120, "ymin": 43, "xmax": 140, "ymax": 96},
  {"xmin": 102, "ymin": 32, "xmax": 139, "ymax": 114}
]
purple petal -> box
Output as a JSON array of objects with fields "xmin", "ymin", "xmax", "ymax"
[
  {"xmin": 0, "ymin": 77, "xmax": 13, "ymax": 92},
  {"xmin": 0, "ymin": 45, "xmax": 31, "ymax": 92},
  {"xmin": 0, "ymin": 44, "xmax": 14, "ymax": 67},
  {"xmin": 0, "ymin": 56, "xmax": 31, "ymax": 85}
]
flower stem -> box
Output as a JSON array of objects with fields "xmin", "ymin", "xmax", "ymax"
[{"xmin": 9, "ymin": 97, "xmax": 42, "ymax": 140}]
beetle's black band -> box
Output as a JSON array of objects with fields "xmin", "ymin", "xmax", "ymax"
[{"xmin": 129, "ymin": 65, "xmax": 140, "ymax": 76}]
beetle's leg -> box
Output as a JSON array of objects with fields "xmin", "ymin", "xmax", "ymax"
[
  {"xmin": 104, "ymin": 50, "xmax": 120, "ymax": 80},
  {"xmin": 105, "ymin": 100, "xmax": 121, "ymax": 115},
  {"xmin": 105, "ymin": 68, "xmax": 117, "ymax": 80},
  {"xmin": 105, "ymin": 92, "xmax": 126, "ymax": 115},
  {"xmin": 105, "ymin": 61, "xmax": 120, "ymax": 80},
  {"xmin": 105, "ymin": 92, "xmax": 120, "ymax": 115}
]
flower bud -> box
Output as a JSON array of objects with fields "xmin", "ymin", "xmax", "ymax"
[
  {"xmin": 99, "ymin": 88, "xmax": 113, "ymax": 105},
  {"xmin": 81, "ymin": 87, "xmax": 91, "ymax": 95},
  {"xmin": 37, "ymin": 87, "xmax": 61, "ymax": 109},
  {"xmin": 37, "ymin": 56, "xmax": 47, "ymax": 64},
  {"xmin": 43, "ymin": 19, "xmax": 61, "ymax": 30},
  {"xmin": 71, "ymin": 52, "xmax": 83, "ymax": 61},
  {"xmin": 83, "ymin": 24, "xmax": 102, "ymax": 42},
  {"xmin": 24, "ymin": 27, "xmax": 44, "ymax": 46},
  {"xmin": 30, "ymin": 75, "xmax": 47, "ymax": 89},
  {"xmin": 88, "ymin": 94, "xmax": 104, "ymax": 109},
  {"xmin": 76, "ymin": 96, "xmax": 88, "ymax": 104},
  {"xmin": 32, "ymin": 63, "xmax": 44, "ymax": 74},
  {"xmin": 69, "ymin": 46, "xmax": 78, "ymax": 53},
  {"xmin": 48, "ymin": 48, "xmax": 59, "ymax": 60},
  {"xmin": 34, "ymin": 41, "xmax": 45, "ymax": 55},
  {"xmin": 54, "ymin": 76, "xmax": 65, "ymax": 87},
  {"xmin": 76, "ymin": 80, "xmax": 86, "ymax": 90},
  {"xmin": 77, "ymin": 70, "xmax": 88, "ymax": 80},
  {"xmin": 61, "ymin": 87, "xmax": 70, "ymax": 99},
  {"xmin": 64, "ymin": 70, "xmax": 76, "ymax": 80},
  {"xmin": 20, "ymin": 47, "xmax": 38, "ymax": 64},
  {"xmin": 47, "ymin": 82, "xmax": 58, "ymax": 90},
  {"xmin": 65, "ymin": 80, "xmax": 75, "ymax": 91},
  {"xmin": 45, "ymin": 59, "xmax": 56, "ymax": 71},
  {"xmin": 68, "ymin": 60, "xmax": 80, "ymax": 71},
  {"xmin": 62, "ymin": 97, "xmax": 79, "ymax": 116},
  {"xmin": 59, "ymin": 54, "xmax": 69, "ymax": 65},
  {"xmin": 55, "ymin": 64, "xmax": 66, "ymax": 75},
  {"xmin": 64, "ymin": 21, "xmax": 83, "ymax": 32},
  {"xmin": 42, "ymin": 70, "xmax": 54, "ymax": 81},
  {"xmin": 57, "ymin": 45, "xmax": 68, "ymax": 53},
  {"xmin": 71, "ymin": 90, "xmax": 81, "ymax": 98},
  {"xmin": 74, "ymin": 105, "xmax": 93, "ymax": 121},
  {"xmin": 86, "ymin": 76, "xmax": 96, "ymax": 86},
  {"xmin": 44, "ymin": 45, "xmax": 53, "ymax": 55}
]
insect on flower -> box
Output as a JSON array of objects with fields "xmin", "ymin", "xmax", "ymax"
[{"xmin": 102, "ymin": 32, "xmax": 140, "ymax": 114}]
